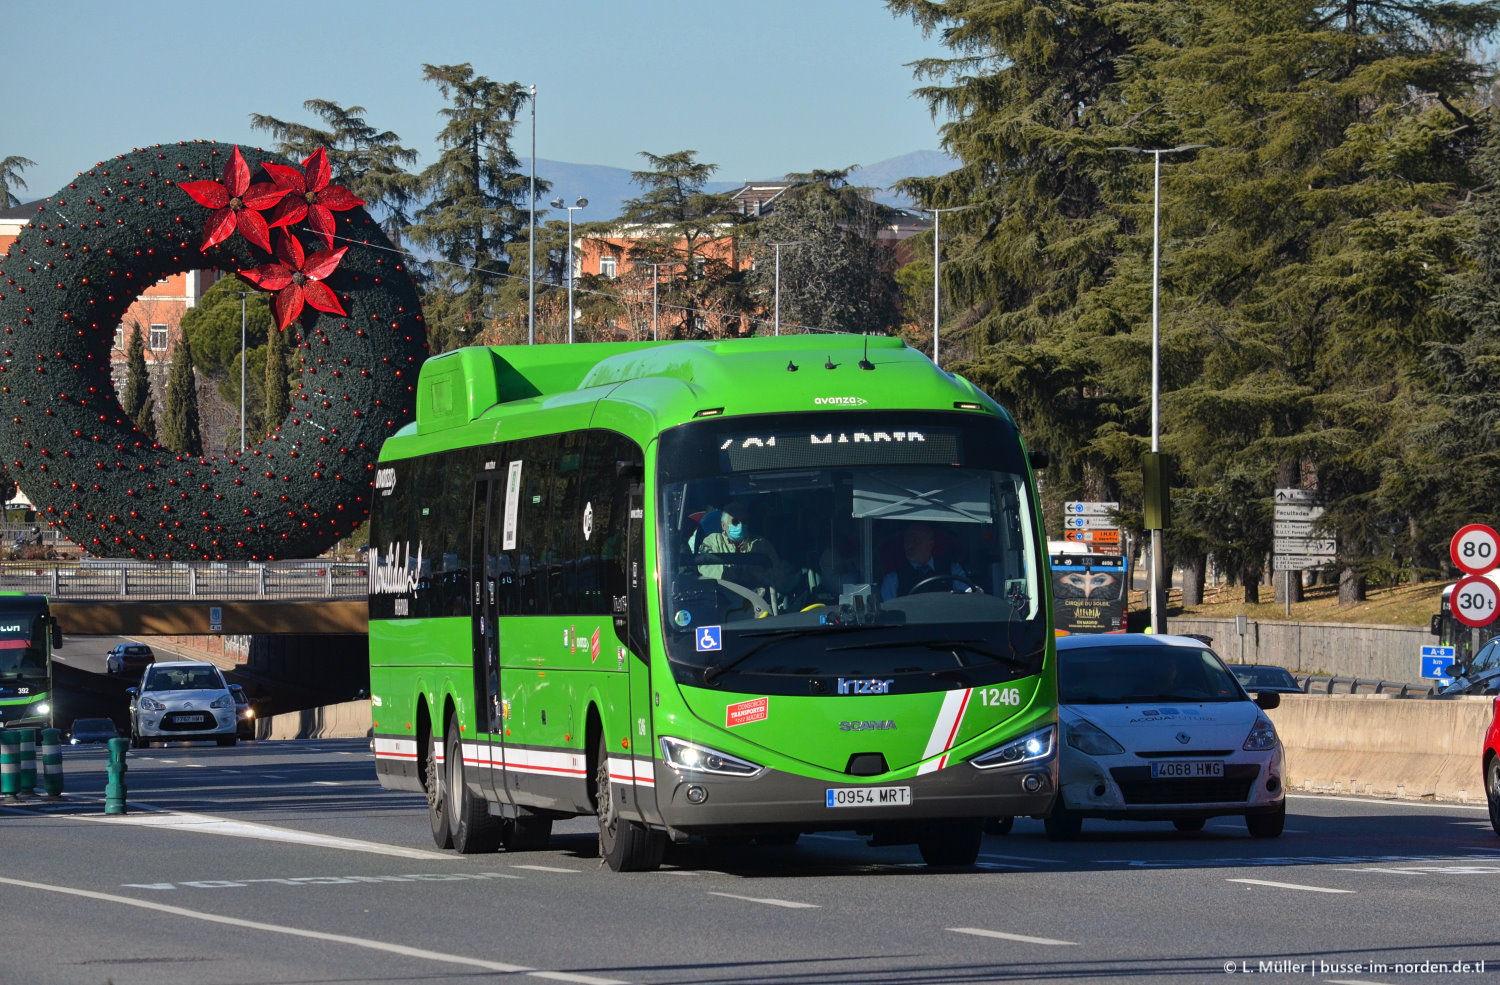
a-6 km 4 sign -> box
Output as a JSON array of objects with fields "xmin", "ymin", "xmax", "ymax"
[{"xmin": 1450, "ymin": 524, "xmax": 1500, "ymax": 628}]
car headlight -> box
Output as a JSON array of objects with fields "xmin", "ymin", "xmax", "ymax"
[
  {"xmin": 210, "ymin": 694, "xmax": 233, "ymax": 709},
  {"xmin": 659, "ymin": 737, "xmax": 763, "ymax": 777},
  {"xmin": 1066, "ymin": 719, "xmax": 1126, "ymax": 756},
  {"xmin": 140, "ymin": 697, "xmax": 165, "ymax": 712},
  {"xmin": 970, "ymin": 724, "xmax": 1055, "ymax": 769},
  {"xmin": 1243, "ymin": 716, "xmax": 1279, "ymax": 751},
  {"xmin": 242, "ymin": 708, "xmax": 254, "ymax": 720}
]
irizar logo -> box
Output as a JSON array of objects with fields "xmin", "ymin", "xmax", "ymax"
[
  {"xmin": 838, "ymin": 678, "xmax": 894, "ymax": 695},
  {"xmin": 813, "ymin": 396, "xmax": 868, "ymax": 406}
]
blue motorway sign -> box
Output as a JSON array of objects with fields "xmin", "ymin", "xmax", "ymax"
[{"xmin": 1421, "ymin": 644, "xmax": 1456, "ymax": 683}]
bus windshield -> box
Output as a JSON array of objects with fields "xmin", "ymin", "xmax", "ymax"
[
  {"xmin": 656, "ymin": 412, "xmax": 1046, "ymax": 688},
  {"xmin": 0, "ymin": 609, "xmax": 47, "ymax": 682}
]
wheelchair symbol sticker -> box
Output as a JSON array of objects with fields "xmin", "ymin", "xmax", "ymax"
[{"xmin": 695, "ymin": 626, "xmax": 723, "ymax": 652}]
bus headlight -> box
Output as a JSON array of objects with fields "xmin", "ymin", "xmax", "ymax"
[
  {"xmin": 970, "ymin": 725, "xmax": 1055, "ymax": 770},
  {"xmin": 660, "ymin": 737, "xmax": 763, "ymax": 777},
  {"xmin": 30, "ymin": 701, "xmax": 50, "ymax": 717}
]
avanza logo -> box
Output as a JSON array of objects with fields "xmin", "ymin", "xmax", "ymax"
[
  {"xmin": 838, "ymin": 678, "xmax": 894, "ymax": 695},
  {"xmin": 813, "ymin": 396, "xmax": 868, "ymax": 406},
  {"xmin": 374, "ymin": 467, "xmax": 398, "ymax": 493}
]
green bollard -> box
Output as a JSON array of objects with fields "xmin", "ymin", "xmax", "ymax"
[
  {"xmin": 17, "ymin": 728, "xmax": 36, "ymax": 795},
  {"xmin": 0, "ymin": 730, "xmax": 17, "ymax": 798},
  {"xmin": 104, "ymin": 736, "xmax": 129, "ymax": 815},
  {"xmin": 39, "ymin": 728, "xmax": 62, "ymax": 797}
]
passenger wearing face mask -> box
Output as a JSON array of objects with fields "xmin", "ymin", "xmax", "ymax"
[{"xmin": 696, "ymin": 500, "xmax": 787, "ymax": 594}]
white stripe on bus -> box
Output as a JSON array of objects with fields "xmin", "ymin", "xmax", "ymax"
[{"xmin": 918, "ymin": 688, "xmax": 972, "ymax": 774}]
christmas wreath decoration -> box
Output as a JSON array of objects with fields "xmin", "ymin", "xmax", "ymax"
[{"xmin": 0, "ymin": 140, "xmax": 427, "ymax": 559}]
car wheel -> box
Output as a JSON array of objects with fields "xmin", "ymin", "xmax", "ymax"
[
  {"xmin": 129, "ymin": 723, "xmax": 146, "ymax": 749},
  {"xmin": 1245, "ymin": 802, "xmax": 1286, "ymax": 839},
  {"xmin": 918, "ymin": 818, "xmax": 984, "ymax": 866},
  {"xmin": 1044, "ymin": 806, "xmax": 1083, "ymax": 842},
  {"xmin": 444, "ymin": 722, "xmax": 499, "ymax": 854},
  {"xmin": 1487, "ymin": 756, "xmax": 1500, "ymax": 836},
  {"xmin": 1172, "ymin": 818, "xmax": 1206, "ymax": 833},
  {"xmin": 594, "ymin": 732, "xmax": 665, "ymax": 871},
  {"xmin": 425, "ymin": 726, "xmax": 453, "ymax": 851},
  {"xmin": 984, "ymin": 816, "xmax": 1015, "ymax": 835}
]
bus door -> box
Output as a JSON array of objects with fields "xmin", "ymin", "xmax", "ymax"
[
  {"xmin": 618, "ymin": 465, "xmax": 663, "ymax": 826},
  {"xmin": 471, "ymin": 471, "xmax": 510, "ymax": 808}
]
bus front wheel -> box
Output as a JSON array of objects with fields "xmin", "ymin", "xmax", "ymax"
[
  {"xmin": 595, "ymin": 733, "xmax": 665, "ymax": 872},
  {"xmin": 917, "ymin": 818, "xmax": 983, "ymax": 866},
  {"xmin": 445, "ymin": 723, "xmax": 500, "ymax": 854}
]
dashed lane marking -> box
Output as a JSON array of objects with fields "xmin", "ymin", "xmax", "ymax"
[
  {"xmin": 707, "ymin": 892, "xmax": 819, "ymax": 909},
  {"xmin": 0, "ymin": 875, "xmax": 629, "ymax": 985},
  {"xmin": 1227, "ymin": 878, "xmax": 1354, "ymax": 894},
  {"xmin": 510, "ymin": 865, "xmax": 579, "ymax": 874},
  {"xmin": 948, "ymin": 928, "xmax": 1077, "ymax": 946}
]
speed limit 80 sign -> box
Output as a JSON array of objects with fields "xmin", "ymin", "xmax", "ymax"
[
  {"xmin": 1451, "ymin": 523, "xmax": 1500, "ymax": 575},
  {"xmin": 1452, "ymin": 574, "xmax": 1500, "ymax": 628}
]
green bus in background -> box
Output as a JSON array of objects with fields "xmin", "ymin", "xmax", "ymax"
[
  {"xmin": 0, "ymin": 593, "xmax": 62, "ymax": 730},
  {"xmin": 369, "ymin": 335, "xmax": 1057, "ymax": 870}
]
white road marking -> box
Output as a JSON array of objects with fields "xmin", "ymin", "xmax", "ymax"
[
  {"xmin": 510, "ymin": 865, "xmax": 578, "ymax": 874},
  {"xmin": 1288, "ymin": 793, "xmax": 1488, "ymax": 812},
  {"xmin": 707, "ymin": 892, "xmax": 819, "ymax": 909},
  {"xmin": 0, "ymin": 875, "xmax": 628, "ymax": 985},
  {"xmin": 312, "ymin": 781, "xmax": 343, "ymax": 786},
  {"xmin": 948, "ymin": 928, "xmax": 1077, "ymax": 946},
  {"xmin": 262, "ymin": 774, "xmax": 289, "ymax": 779},
  {"xmin": 1227, "ymin": 878, "xmax": 1354, "ymax": 894},
  {"xmin": 979, "ymin": 852, "xmax": 1063, "ymax": 864}
]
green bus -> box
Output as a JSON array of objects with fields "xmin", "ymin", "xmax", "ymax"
[
  {"xmin": 369, "ymin": 335, "xmax": 1057, "ymax": 870},
  {"xmin": 0, "ymin": 593, "xmax": 62, "ymax": 730}
]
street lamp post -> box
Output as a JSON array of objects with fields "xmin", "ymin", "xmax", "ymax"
[
  {"xmin": 1108, "ymin": 143, "xmax": 1206, "ymax": 635},
  {"xmin": 232, "ymin": 291, "xmax": 256, "ymax": 453},
  {"xmin": 767, "ymin": 241, "xmax": 801, "ymax": 336},
  {"xmin": 550, "ymin": 197, "xmax": 588, "ymax": 343},
  {"xmin": 925, "ymin": 205, "xmax": 974, "ymax": 368},
  {"xmin": 528, "ymin": 84, "xmax": 537, "ymax": 345},
  {"xmin": 641, "ymin": 261, "xmax": 685, "ymax": 341}
]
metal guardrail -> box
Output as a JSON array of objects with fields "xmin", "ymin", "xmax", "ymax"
[
  {"xmin": 0, "ymin": 560, "xmax": 367, "ymax": 601},
  {"xmin": 1293, "ymin": 673, "xmax": 1437, "ymax": 698}
]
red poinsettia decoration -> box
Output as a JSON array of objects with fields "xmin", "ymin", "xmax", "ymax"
[
  {"xmin": 238, "ymin": 230, "xmax": 348, "ymax": 330},
  {"xmin": 178, "ymin": 147, "xmax": 288, "ymax": 252},
  {"xmin": 263, "ymin": 147, "xmax": 365, "ymax": 249}
]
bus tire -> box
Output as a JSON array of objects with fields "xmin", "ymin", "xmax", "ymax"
[
  {"xmin": 216, "ymin": 736, "xmax": 237, "ymax": 747},
  {"xmin": 426, "ymin": 727, "xmax": 453, "ymax": 850},
  {"xmin": 917, "ymin": 818, "xmax": 983, "ymax": 866},
  {"xmin": 984, "ymin": 816, "xmax": 1015, "ymax": 835},
  {"xmin": 502, "ymin": 813, "xmax": 553, "ymax": 852},
  {"xmin": 446, "ymin": 724, "xmax": 500, "ymax": 854},
  {"xmin": 1043, "ymin": 807, "xmax": 1083, "ymax": 842},
  {"xmin": 1172, "ymin": 817, "xmax": 1205, "ymax": 833},
  {"xmin": 595, "ymin": 733, "xmax": 664, "ymax": 872}
]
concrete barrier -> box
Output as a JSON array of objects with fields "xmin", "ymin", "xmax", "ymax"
[
  {"xmin": 254, "ymin": 700, "xmax": 372, "ymax": 740},
  {"xmin": 1169, "ymin": 616, "xmax": 1431, "ymax": 683},
  {"xmin": 1269, "ymin": 693, "xmax": 1495, "ymax": 804}
]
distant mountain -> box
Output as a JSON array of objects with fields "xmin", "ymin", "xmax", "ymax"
[{"xmin": 535, "ymin": 150, "xmax": 955, "ymax": 222}]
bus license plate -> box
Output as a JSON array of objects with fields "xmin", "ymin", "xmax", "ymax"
[
  {"xmin": 826, "ymin": 786, "xmax": 912, "ymax": 808},
  {"xmin": 1150, "ymin": 761, "xmax": 1223, "ymax": 779}
]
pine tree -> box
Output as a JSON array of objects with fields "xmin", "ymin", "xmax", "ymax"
[
  {"xmin": 0, "ymin": 155, "xmax": 35, "ymax": 209},
  {"xmin": 263, "ymin": 326, "xmax": 290, "ymax": 437},
  {"xmin": 120, "ymin": 323, "xmax": 156, "ymax": 440},
  {"xmin": 159, "ymin": 334, "xmax": 203, "ymax": 457}
]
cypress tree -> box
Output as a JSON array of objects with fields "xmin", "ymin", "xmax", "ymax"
[
  {"xmin": 120, "ymin": 322, "xmax": 156, "ymax": 440},
  {"xmin": 160, "ymin": 333, "xmax": 203, "ymax": 457},
  {"xmin": 263, "ymin": 327, "xmax": 290, "ymax": 436}
]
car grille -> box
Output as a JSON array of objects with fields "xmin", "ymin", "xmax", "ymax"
[
  {"xmin": 160, "ymin": 712, "xmax": 216, "ymax": 732},
  {"xmin": 1109, "ymin": 764, "xmax": 1260, "ymax": 805}
]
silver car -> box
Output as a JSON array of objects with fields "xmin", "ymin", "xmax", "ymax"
[{"xmin": 127, "ymin": 661, "xmax": 238, "ymax": 748}]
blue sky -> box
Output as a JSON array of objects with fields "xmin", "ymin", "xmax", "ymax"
[{"xmin": 7, "ymin": 0, "xmax": 951, "ymax": 202}]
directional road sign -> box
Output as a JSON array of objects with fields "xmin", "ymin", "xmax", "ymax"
[
  {"xmin": 1064, "ymin": 501, "xmax": 1119, "ymax": 516},
  {"xmin": 1274, "ymin": 488, "xmax": 1319, "ymax": 504},
  {"xmin": 1274, "ymin": 521, "xmax": 1316, "ymax": 538},
  {"xmin": 1450, "ymin": 524, "xmax": 1500, "ymax": 576},
  {"xmin": 1274, "ymin": 538, "xmax": 1336, "ymax": 556},
  {"xmin": 1064, "ymin": 529, "xmax": 1121, "ymax": 545},
  {"xmin": 1421, "ymin": 644, "xmax": 1457, "ymax": 683},
  {"xmin": 1273, "ymin": 555, "xmax": 1336, "ymax": 571},
  {"xmin": 1063, "ymin": 516, "xmax": 1117, "ymax": 530},
  {"xmin": 1452, "ymin": 574, "xmax": 1500, "ymax": 628},
  {"xmin": 1273, "ymin": 504, "xmax": 1325, "ymax": 522}
]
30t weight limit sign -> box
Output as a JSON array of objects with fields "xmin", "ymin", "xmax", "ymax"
[
  {"xmin": 1451, "ymin": 523, "xmax": 1500, "ymax": 575},
  {"xmin": 1452, "ymin": 574, "xmax": 1500, "ymax": 628}
]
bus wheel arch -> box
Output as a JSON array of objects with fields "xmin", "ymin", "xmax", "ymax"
[{"xmin": 588, "ymin": 705, "xmax": 665, "ymax": 872}]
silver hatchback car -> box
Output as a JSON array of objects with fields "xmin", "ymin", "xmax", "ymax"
[{"xmin": 128, "ymin": 661, "xmax": 238, "ymax": 747}]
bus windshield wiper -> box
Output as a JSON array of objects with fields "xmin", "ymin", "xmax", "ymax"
[
  {"xmin": 826, "ymin": 637, "xmax": 1035, "ymax": 675},
  {"xmin": 702, "ymin": 624, "xmax": 894, "ymax": 684}
]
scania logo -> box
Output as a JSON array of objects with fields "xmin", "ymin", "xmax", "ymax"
[
  {"xmin": 813, "ymin": 396, "xmax": 868, "ymax": 406},
  {"xmin": 839, "ymin": 720, "xmax": 896, "ymax": 732}
]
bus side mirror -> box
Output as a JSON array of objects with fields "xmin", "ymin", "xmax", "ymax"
[
  {"xmin": 1430, "ymin": 615, "xmax": 1442, "ymax": 636},
  {"xmin": 1027, "ymin": 449, "xmax": 1050, "ymax": 472},
  {"xmin": 1447, "ymin": 663, "xmax": 1464, "ymax": 678}
]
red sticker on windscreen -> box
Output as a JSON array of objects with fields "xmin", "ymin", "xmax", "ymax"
[{"xmin": 726, "ymin": 697, "xmax": 768, "ymax": 728}]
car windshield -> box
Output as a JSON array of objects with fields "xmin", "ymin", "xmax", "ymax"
[
  {"xmin": 145, "ymin": 667, "xmax": 223, "ymax": 691},
  {"xmin": 1060, "ymin": 644, "xmax": 1247, "ymax": 704},
  {"xmin": 1233, "ymin": 666, "xmax": 1298, "ymax": 689},
  {"xmin": 655, "ymin": 411, "xmax": 1047, "ymax": 690},
  {"xmin": 0, "ymin": 609, "xmax": 46, "ymax": 681}
]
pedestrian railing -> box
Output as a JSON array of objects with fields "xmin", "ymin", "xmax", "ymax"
[{"xmin": 0, "ymin": 560, "xmax": 368, "ymax": 601}]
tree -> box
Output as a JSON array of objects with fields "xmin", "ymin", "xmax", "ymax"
[
  {"xmin": 250, "ymin": 100, "xmax": 421, "ymax": 244},
  {"xmin": 180, "ymin": 279, "xmax": 273, "ymax": 375},
  {"xmin": 159, "ymin": 335, "xmax": 203, "ymax": 457},
  {"xmin": 616, "ymin": 151, "xmax": 747, "ymax": 339},
  {"xmin": 0, "ymin": 155, "xmax": 35, "ymax": 209},
  {"xmin": 745, "ymin": 170, "xmax": 901, "ymax": 335},
  {"xmin": 263, "ymin": 326, "xmax": 290, "ymax": 436},
  {"xmin": 120, "ymin": 323, "xmax": 156, "ymax": 440},
  {"xmin": 409, "ymin": 64, "xmax": 543, "ymax": 352}
]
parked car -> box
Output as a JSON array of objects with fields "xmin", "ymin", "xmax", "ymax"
[
  {"xmin": 1486, "ymin": 696, "xmax": 1500, "ymax": 836},
  {"xmin": 105, "ymin": 643, "xmax": 155, "ymax": 677},
  {"xmin": 228, "ymin": 683, "xmax": 255, "ymax": 740},
  {"xmin": 126, "ymin": 661, "xmax": 238, "ymax": 748},
  {"xmin": 1439, "ymin": 637, "xmax": 1500, "ymax": 696},
  {"xmin": 1043, "ymin": 633, "xmax": 1286, "ymax": 841},
  {"xmin": 67, "ymin": 717, "xmax": 121, "ymax": 744},
  {"xmin": 1231, "ymin": 665, "xmax": 1304, "ymax": 695}
]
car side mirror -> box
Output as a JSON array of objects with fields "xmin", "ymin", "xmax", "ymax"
[
  {"xmin": 1255, "ymin": 691, "xmax": 1281, "ymax": 710},
  {"xmin": 125, "ymin": 686, "xmax": 138, "ymax": 697}
]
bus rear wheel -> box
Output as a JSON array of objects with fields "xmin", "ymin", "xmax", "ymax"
[
  {"xmin": 595, "ymin": 733, "xmax": 664, "ymax": 872},
  {"xmin": 446, "ymin": 723, "xmax": 500, "ymax": 854},
  {"xmin": 426, "ymin": 727, "xmax": 453, "ymax": 850}
]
